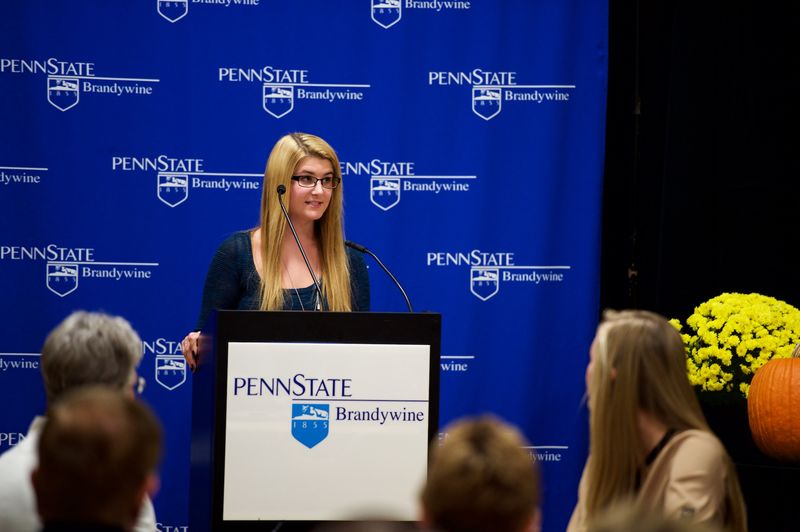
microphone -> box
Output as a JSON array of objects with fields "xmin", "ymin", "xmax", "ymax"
[
  {"xmin": 276, "ymin": 184, "xmax": 326, "ymax": 311},
  {"xmin": 345, "ymin": 240, "xmax": 413, "ymax": 312}
]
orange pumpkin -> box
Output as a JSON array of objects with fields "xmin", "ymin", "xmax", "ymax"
[{"xmin": 747, "ymin": 355, "xmax": 800, "ymax": 462}]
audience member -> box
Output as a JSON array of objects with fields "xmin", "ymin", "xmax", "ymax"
[
  {"xmin": 568, "ymin": 310, "xmax": 747, "ymax": 532},
  {"xmin": 313, "ymin": 521, "xmax": 415, "ymax": 532},
  {"xmin": 588, "ymin": 502, "xmax": 721, "ymax": 532},
  {"xmin": 420, "ymin": 415, "xmax": 540, "ymax": 532},
  {"xmin": 33, "ymin": 386, "xmax": 162, "ymax": 531},
  {"xmin": 0, "ymin": 311, "xmax": 157, "ymax": 531}
]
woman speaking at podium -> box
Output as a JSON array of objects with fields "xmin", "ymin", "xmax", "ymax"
[{"xmin": 181, "ymin": 132, "xmax": 370, "ymax": 370}]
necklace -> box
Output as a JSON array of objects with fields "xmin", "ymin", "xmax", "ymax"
[
  {"xmin": 284, "ymin": 263, "xmax": 322, "ymax": 311},
  {"xmin": 284, "ymin": 263, "xmax": 305, "ymax": 311}
]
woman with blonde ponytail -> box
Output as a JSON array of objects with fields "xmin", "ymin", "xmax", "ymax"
[
  {"xmin": 181, "ymin": 133, "xmax": 369, "ymax": 369},
  {"xmin": 568, "ymin": 310, "xmax": 747, "ymax": 532}
]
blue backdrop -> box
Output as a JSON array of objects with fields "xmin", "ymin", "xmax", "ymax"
[{"xmin": 0, "ymin": 1, "xmax": 607, "ymax": 530}]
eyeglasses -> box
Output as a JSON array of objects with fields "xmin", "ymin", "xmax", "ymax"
[
  {"xmin": 291, "ymin": 175, "xmax": 340, "ymax": 189},
  {"xmin": 133, "ymin": 375, "xmax": 146, "ymax": 395}
]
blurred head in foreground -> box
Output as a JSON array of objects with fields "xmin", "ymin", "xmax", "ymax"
[
  {"xmin": 32, "ymin": 387, "xmax": 162, "ymax": 530},
  {"xmin": 40, "ymin": 311, "xmax": 144, "ymax": 403},
  {"xmin": 420, "ymin": 415, "xmax": 540, "ymax": 532}
]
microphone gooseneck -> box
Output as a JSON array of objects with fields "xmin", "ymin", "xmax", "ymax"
[
  {"xmin": 345, "ymin": 240, "xmax": 413, "ymax": 312},
  {"xmin": 276, "ymin": 184, "xmax": 325, "ymax": 311}
]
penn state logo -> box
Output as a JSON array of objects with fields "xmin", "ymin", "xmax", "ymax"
[
  {"xmin": 291, "ymin": 403, "xmax": 329, "ymax": 449},
  {"xmin": 157, "ymin": 173, "xmax": 189, "ymax": 207},
  {"xmin": 370, "ymin": 177, "xmax": 401, "ymax": 211},
  {"xmin": 371, "ymin": 0, "xmax": 402, "ymax": 29},
  {"xmin": 157, "ymin": 0, "xmax": 188, "ymax": 23},
  {"xmin": 47, "ymin": 77, "xmax": 79, "ymax": 112},
  {"xmin": 46, "ymin": 263, "xmax": 79, "ymax": 297},
  {"xmin": 472, "ymin": 86, "xmax": 503, "ymax": 121},
  {"xmin": 470, "ymin": 267, "xmax": 499, "ymax": 301},
  {"xmin": 262, "ymin": 84, "xmax": 294, "ymax": 118},
  {"xmin": 155, "ymin": 355, "xmax": 186, "ymax": 391}
]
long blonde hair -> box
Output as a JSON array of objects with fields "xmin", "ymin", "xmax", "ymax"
[
  {"xmin": 257, "ymin": 132, "xmax": 351, "ymax": 311},
  {"xmin": 585, "ymin": 310, "xmax": 747, "ymax": 532}
]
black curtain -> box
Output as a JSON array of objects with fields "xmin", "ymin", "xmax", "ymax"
[
  {"xmin": 602, "ymin": 2, "xmax": 800, "ymax": 529},
  {"xmin": 602, "ymin": 0, "xmax": 800, "ymax": 320}
]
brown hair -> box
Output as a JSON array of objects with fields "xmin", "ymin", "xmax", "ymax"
[
  {"xmin": 34, "ymin": 387, "xmax": 162, "ymax": 527},
  {"xmin": 421, "ymin": 415, "xmax": 539, "ymax": 532}
]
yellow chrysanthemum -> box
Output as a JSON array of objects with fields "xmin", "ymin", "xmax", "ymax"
[{"xmin": 673, "ymin": 293, "xmax": 800, "ymax": 398}]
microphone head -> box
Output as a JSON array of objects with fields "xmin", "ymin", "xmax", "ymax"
[
  {"xmin": 345, "ymin": 240, "xmax": 367, "ymax": 253},
  {"xmin": 276, "ymin": 184, "xmax": 286, "ymax": 195}
]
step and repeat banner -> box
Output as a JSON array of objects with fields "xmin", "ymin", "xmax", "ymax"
[{"xmin": 0, "ymin": 2, "xmax": 607, "ymax": 530}]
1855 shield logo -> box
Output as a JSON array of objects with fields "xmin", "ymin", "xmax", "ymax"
[
  {"xmin": 470, "ymin": 267, "xmax": 499, "ymax": 301},
  {"xmin": 218, "ymin": 65, "xmax": 370, "ymax": 118},
  {"xmin": 157, "ymin": 0, "xmax": 258, "ymax": 22},
  {"xmin": 371, "ymin": 0, "xmax": 402, "ymax": 29},
  {"xmin": 341, "ymin": 158, "xmax": 476, "ymax": 211},
  {"xmin": 428, "ymin": 69, "xmax": 575, "ymax": 121},
  {"xmin": 291, "ymin": 403, "xmax": 329, "ymax": 449},
  {"xmin": 47, "ymin": 77, "xmax": 79, "ymax": 112},
  {"xmin": 46, "ymin": 263, "xmax": 78, "ymax": 297},
  {"xmin": 472, "ymin": 87, "xmax": 502, "ymax": 121},
  {"xmin": 1, "ymin": 243, "xmax": 158, "ymax": 297},
  {"xmin": 157, "ymin": 0, "xmax": 189, "ymax": 23},
  {"xmin": 427, "ymin": 249, "xmax": 571, "ymax": 301},
  {"xmin": 262, "ymin": 85, "xmax": 294, "ymax": 118},
  {"xmin": 1, "ymin": 56, "xmax": 158, "ymax": 112},
  {"xmin": 370, "ymin": 177, "xmax": 401, "ymax": 211},
  {"xmin": 370, "ymin": 0, "xmax": 472, "ymax": 29},
  {"xmin": 157, "ymin": 173, "xmax": 188, "ymax": 207},
  {"xmin": 155, "ymin": 355, "xmax": 186, "ymax": 391},
  {"xmin": 112, "ymin": 154, "xmax": 261, "ymax": 208}
]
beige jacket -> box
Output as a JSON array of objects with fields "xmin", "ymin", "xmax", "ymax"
[{"xmin": 567, "ymin": 429, "xmax": 729, "ymax": 531}]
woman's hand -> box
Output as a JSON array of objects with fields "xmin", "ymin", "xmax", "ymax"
[{"xmin": 181, "ymin": 331, "xmax": 200, "ymax": 372}]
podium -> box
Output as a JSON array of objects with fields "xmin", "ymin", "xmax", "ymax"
[{"xmin": 189, "ymin": 310, "xmax": 441, "ymax": 531}]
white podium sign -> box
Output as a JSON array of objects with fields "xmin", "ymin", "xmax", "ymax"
[{"xmin": 222, "ymin": 342, "xmax": 431, "ymax": 521}]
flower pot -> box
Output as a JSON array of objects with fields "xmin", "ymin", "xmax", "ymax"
[{"xmin": 698, "ymin": 392, "xmax": 768, "ymax": 466}]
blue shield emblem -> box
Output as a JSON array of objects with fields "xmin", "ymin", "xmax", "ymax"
[
  {"xmin": 470, "ymin": 267, "xmax": 499, "ymax": 301},
  {"xmin": 370, "ymin": 177, "xmax": 401, "ymax": 211},
  {"xmin": 157, "ymin": 0, "xmax": 188, "ymax": 23},
  {"xmin": 47, "ymin": 77, "xmax": 79, "ymax": 112},
  {"xmin": 157, "ymin": 173, "xmax": 189, "ymax": 207},
  {"xmin": 472, "ymin": 86, "xmax": 503, "ymax": 121},
  {"xmin": 262, "ymin": 84, "xmax": 294, "ymax": 118},
  {"xmin": 46, "ymin": 263, "xmax": 79, "ymax": 297},
  {"xmin": 155, "ymin": 355, "xmax": 186, "ymax": 391},
  {"xmin": 371, "ymin": 0, "xmax": 402, "ymax": 29},
  {"xmin": 291, "ymin": 404, "xmax": 329, "ymax": 449}
]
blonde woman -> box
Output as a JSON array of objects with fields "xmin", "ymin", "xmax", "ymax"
[
  {"xmin": 181, "ymin": 133, "xmax": 369, "ymax": 369},
  {"xmin": 568, "ymin": 310, "xmax": 747, "ymax": 532}
]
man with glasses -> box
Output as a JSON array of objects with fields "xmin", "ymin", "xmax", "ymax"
[{"xmin": 0, "ymin": 311, "xmax": 157, "ymax": 532}]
